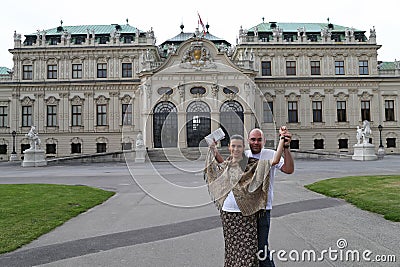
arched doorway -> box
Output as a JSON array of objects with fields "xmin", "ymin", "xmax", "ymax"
[
  {"xmin": 153, "ymin": 101, "xmax": 177, "ymax": 148},
  {"xmin": 186, "ymin": 101, "xmax": 211, "ymax": 147},
  {"xmin": 220, "ymin": 100, "xmax": 244, "ymax": 146}
]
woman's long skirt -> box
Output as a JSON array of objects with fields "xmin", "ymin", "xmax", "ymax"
[{"xmin": 220, "ymin": 211, "xmax": 259, "ymax": 267}]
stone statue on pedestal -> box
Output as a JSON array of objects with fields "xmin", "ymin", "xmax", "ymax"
[
  {"xmin": 135, "ymin": 132, "xmax": 146, "ymax": 163},
  {"xmin": 352, "ymin": 120, "xmax": 377, "ymax": 161},
  {"xmin": 135, "ymin": 132, "xmax": 144, "ymax": 149},
  {"xmin": 26, "ymin": 126, "xmax": 41, "ymax": 151},
  {"xmin": 362, "ymin": 120, "xmax": 371, "ymax": 144},
  {"xmin": 22, "ymin": 126, "xmax": 47, "ymax": 167}
]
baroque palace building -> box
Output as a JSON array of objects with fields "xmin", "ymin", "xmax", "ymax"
[{"xmin": 0, "ymin": 19, "xmax": 399, "ymax": 161}]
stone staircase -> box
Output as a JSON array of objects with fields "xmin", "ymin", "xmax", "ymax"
[{"xmin": 146, "ymin": 147, "xmax": 231, "ymax": 162}]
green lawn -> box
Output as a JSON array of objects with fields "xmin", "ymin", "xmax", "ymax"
[
  {"xmin": 305, "ymin": 175, "xmax": 400, "ymax": 222},
  {"xmin": 0, "ymin": 184, "xmax": 115, "ymax": 254}
]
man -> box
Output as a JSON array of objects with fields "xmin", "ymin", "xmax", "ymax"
[
  {"xmin": 246, "ymin": 127, "xmax": 294, "ymax": 267},
  {"xmin": 213, "ymin": 127, "xmax": 294, "ymax": 266}
]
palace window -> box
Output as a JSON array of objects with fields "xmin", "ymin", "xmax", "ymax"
[
  {"xmin": 310, "ymin": 61, "xmax": 321, "ymax": 75},
  {"xmin": 337, "ymin": 101, "xmax": 347, "ymax": 122},
  {"xmin": 288, "ymin": 101, "xmax": 298, "ymax": 123},
  {"xmin": 72, "ymin": 64, "xmax": 82, "ymax": 79},
  {"xmin": 96, "ymin": 143, "xmax": 107, "ymax": 153},
  {"xmin": 335, "ymin": 61, "xmax": 345, "ymax": 75},
  {"xmin": 361, "ymin": 101, "xmax": 371, "ymax": 121},
  {"xmin": 338, "ymin": 139, "xmax": 349, "ymax": 149},
  {"xmin": 23, "ymin": 65, "xmax": 33, "ymax": 80},
  {"xmin": 124, "ymin": 36, "xmax": 133, "ymax": 43},
  {"xmin": 261, "ymin": 61, "xmax": 272, "ymax": 76},
  {"xmin": 97, "ymin": 63, "xmax": 107, "ymax": 78},
  {"xmin": 71, "ymin": 105, "xmax": 82, "ymax": 126},
  {"xmin": 122, "ymin": 63, "xmax": 132, "ymax": 78},
  {"xmin": 22, "ymin": 106, "xmax": 32, "ymax": 127},
  {"xmin": 96, "ymin": 104, "xmax": 107, "ymax": 126},
  {"xmin": 71, "ymin": 143, "xmax": 82, "ymax": 154},
  {"xmin": 46, "ymin": 144, "xmax": 56, "ymax": 154},
  {"xmin": 47, "ymin": 65, "xmax": 57, "ymax": 79},
  {"xmin": 290, "ymin": 140, "xmax": 299, "ymax": 150},
  {"xmin": 122, "ymin": 104, "xmax": 132, "ymax": 125},
  {"xmin": 312, "ymin": 101, "xmax": 323, "ymax": 122},
  {"xmin": 314, "ymin": 139, "xmax": 324, "ymax": 149},
  {"xmin": 47, "ymin": 105, "xmax": 57, "ymax": 127},
  {"xmin": 49, "ymin": 38, "xmax": 58, "ymax": 45},
  {"xmin": 385, "ymin": 100, "xmax": 395, "ymax": 121},
  {"xmin": 263, "ymin": 101, "xmax": 273, "ymax": 123},
  {"xmin": 387, "ymin": 138, "xmax": 396, "ymax": 148},
  {"xmin": 286, "ymin": 61, "xmax": 296, "ymax": 76},
  {"xmin": 359, "ymin": 60, "xmax": 369, "ymax": 75},
  {"xmin": 21, "ymin": 144, "xmax": 30, "ymax": 153},
  {"xmin": 0, "ymin": 144, "xmax": 7, "ymax": 154},
  {"xmin": 0, "ymin": 106, "xmax": 7, "ymax": 127},
  {"xmin": 122, "ymin": 142, "xmax": 132, "ymax": 150}
]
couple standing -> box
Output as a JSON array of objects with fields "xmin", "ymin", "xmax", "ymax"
[{"xmin": 204, "ymin": 127, "xmax": 294, "ymax": 267}]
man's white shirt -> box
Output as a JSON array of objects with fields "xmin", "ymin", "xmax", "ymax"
[{"xmin": 221, "ymin": 149, "xmax": 284, "ymax": 212}]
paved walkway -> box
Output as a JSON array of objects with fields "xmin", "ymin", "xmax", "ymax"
[{"xmin": 0, "ymin": 155, "xmax": 399, "ymax": 266}]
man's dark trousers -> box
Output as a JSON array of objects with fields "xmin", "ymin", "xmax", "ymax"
[{"xmin": 257, "ymin": 210, "xmax": 275, "ymax": 267}]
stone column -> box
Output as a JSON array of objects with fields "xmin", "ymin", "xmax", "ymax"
[
  {"xmin": 35, "ymin": 93, "xmax": 44, "ymax": 132},
  {"xmin": 177, "ymin": 111, "xmax": 186, "ymax": 148},
  {"xmin": 84, "ymin": 92, "xmax": 94, "ymax": 131}
]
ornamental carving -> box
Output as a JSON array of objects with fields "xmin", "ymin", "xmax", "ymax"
[
  {"xmin": 71, "ymin": 95, "xmax": 83, "ymax": 105},
  {"xmin": 21, "ymin": 96, "xmax": 34, "ymax": 105},
  {"xmin": 95, "ymin": 95, "xmax": 109, "ymax": 104},
  {"xmin": 45, "ymin": 96, "xmax": 59, "ymax": 104},
  {"xmin": 96, "ymin": 137, "xmax": 108, "ymax": 143},
  {"xmin": 180, "ymin": 41, "xmax": 216, "ymax": 70},
  {"xmin": 121, "ymin": 95, "xmax": 132, "ymax": 104}
]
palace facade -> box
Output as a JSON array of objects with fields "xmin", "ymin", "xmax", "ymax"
[{"xmin": 0, "ymin": 19, "xmax": 399, "ymax": 161}]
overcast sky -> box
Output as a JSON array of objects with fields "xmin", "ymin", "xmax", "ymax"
[{"xmin": 0, "ymin": 0, "xmax": 398, "ymax": 68}]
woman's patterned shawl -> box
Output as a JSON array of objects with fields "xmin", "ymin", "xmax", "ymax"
[{"xmin": 204, "ymin": 149, "xmax": 271, "ymax": 216}]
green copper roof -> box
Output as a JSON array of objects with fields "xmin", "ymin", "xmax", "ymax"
[
  {"xmin": 28, "ymin": 24, "xmax": 140, "ymax": 36},
  {"xmin": 249, "ymin": 22, "xmax": 362, "ymax": 32},
  {"xmin": 378, "ymin": 62, "xmax": 396, "ymax": 70},
  {"xmin": 165, "ymin": 32, "xmax": 227, "ymax": 43},
  {"xmin": 0, "ymin": 67, "xmax": 11, "ymax": 75}
]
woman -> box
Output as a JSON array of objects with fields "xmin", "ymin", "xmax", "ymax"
[{"xmin": 204, "ymin": 132, "xmax": 285, "ymax": 267}]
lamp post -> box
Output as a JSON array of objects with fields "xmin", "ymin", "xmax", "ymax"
[
  {"xmin": 378, "ymin": 125, "xmax": 383, "ymax": 148},
  {"xmin": 377, "ymin": 125, "xmax": 385, "ymax": 159},
  {"xmin": 9, "ymin": 130, "xmax": 18, "ymax": 161}
]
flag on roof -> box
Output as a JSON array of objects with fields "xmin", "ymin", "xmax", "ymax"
[{"xmin": 197, "ymin": 12, "xmax": 206, "ymax": 36}]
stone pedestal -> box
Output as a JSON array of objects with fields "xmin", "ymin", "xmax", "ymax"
[
  {"xmin": 352, "ymin": 143, "xmax": 377, "ymax": 161},
  {"xmin": 377, "ymin": 146, "xmax": 385, "ymax": 160},
  {"xmin": 135, "ymin": 148, "xmax": 146, "ymax": 163},
  {"xmin": 9, "ymin": 153, "xmax": 18, "ymax": 161},
  {"xmin": 22, "ymin": 149, "xmax": 47, "ymax": 167}
]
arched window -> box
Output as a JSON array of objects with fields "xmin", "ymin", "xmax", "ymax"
[
  {"xmin": 186, "ymin": 101, "xmax": 211, "ymax": 147},
  {"xmin": 153, "ymin": 101, "xmax": 177, "ymax": 148},
  {"xmin": 220, "ymin": 101, "xmax": 244, "ymax": 146}
]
